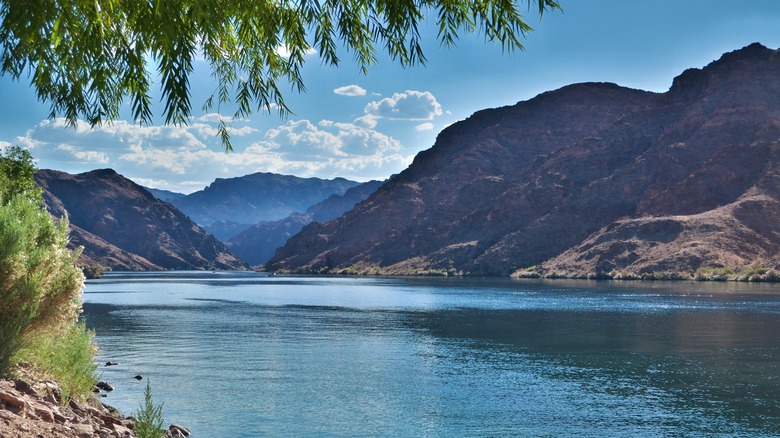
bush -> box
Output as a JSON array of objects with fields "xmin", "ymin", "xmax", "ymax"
[
  {"xmin": 18, "ymin": 321, "xmax": 97, "ymax": 405},
  {"xmin": 135, "ymin": 380, "xmax": 165, "ymax": 438},
  {"xmin": 0, "ymin": 146, "xmax": 87, "ymax": 381}
]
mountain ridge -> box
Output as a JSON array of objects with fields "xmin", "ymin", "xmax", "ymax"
[
  {"xmin": 36, "ymin": 168, "xmax": 248, "ymax": 271},
  {"xmin": 268, "ymin": 43, "xmax": 780, "ymax": 277},
  {"xmin": 168, "ymin": 172, "xmax": 360, "ymax": 240}
]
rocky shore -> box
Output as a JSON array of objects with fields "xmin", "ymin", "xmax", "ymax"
[{"xmin": 0, "ymin": 364, "xmax": 189, "ymax": 438}]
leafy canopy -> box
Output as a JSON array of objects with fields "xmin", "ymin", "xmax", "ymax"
[{"xmin": 0, "ymin": 0, "xmax": 560, "ymax": 150}]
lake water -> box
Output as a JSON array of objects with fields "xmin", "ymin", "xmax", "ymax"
[{"xmin": 82, "ymin": 271, "xmax": 780, "ymax": 437}]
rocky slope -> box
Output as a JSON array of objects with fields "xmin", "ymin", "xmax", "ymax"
[
  {"xmin": 228, "ymin": 180, "xmax": 383, "ymax": 266},
  {"xmin": 36, "ymin": 169, "xmax": 248, "ymax": 271},
  {"xmin": 169, "ymin": 172, "xmax": 359, "ymax": 240},
  {"xmin": 0, "ymin": 364, "xmax": 190, "ymax": 437},
  {"xmin": 268, "ymin": 43, "xmax": 780, "ymax": 277}
]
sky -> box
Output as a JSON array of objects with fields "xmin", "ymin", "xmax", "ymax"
[{"xmin": 2, "ymin": 0, "xmax": 780, "ymax": 194}]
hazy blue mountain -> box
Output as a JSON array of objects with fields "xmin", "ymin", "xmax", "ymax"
[
  {"xmin": 144, "ymin": 186, "xmax": 186, "ymax": 203},
  {"xmin": 169, "ymin": 172, "xmax": 359, "ymax": 240},
  {"xmin": 227, "ymin": 180, "xmax": 383, "ymax": 266}
]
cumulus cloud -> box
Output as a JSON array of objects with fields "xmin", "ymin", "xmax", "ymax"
[
  {"xmin": 334, "ymin": 85, "xmax": 367, "ymax": 97},
  {"xmin": 57, "ymin": 144, "xmax": 109, "ymax": 163},
  {"xmin": 416, "ymin": 122, "xmax": 435, "ymax": 132},
  {"xmin": 364, "ymin": 90, "xmax": 443, "ymax": 121},
  {"xmin": 13, "ymin": 116, "xmax": 411, "ymax": 191},
  {"xmin": 353, "ymin": 115, "xmax": 378, "ymax": 129}
]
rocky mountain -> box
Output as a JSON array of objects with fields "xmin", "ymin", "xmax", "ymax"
[
  {"xmin": 144, "ymin": 186, "xmax": 186, "ymax": 203},
  {"xmin": 36, "ymin": 169, "xmax": 248, "ymax": 271},
  {"xmin": 227, "ymin": 180, "xmax": 383, "ymax": 266},
  {"xmin": 169, "ymin": 172, "xmax": 359, "ymax": 240},
  {"xmin": 268, "ymin": 43, "xmax": 780, "ymax": 277}
]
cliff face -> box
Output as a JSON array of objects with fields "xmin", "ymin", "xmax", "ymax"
[
  {"xmin": 268, "ymin": 43, "xmax": 780, "ymax": 276},
  {"xmin": 36, "ymin": 169, "xmax": 248, "ymax": 271}
]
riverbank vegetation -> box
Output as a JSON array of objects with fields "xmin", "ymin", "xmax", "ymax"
[
  {"xmin": 514, "ymin": 265, "xmax": 780, "ymax": 282},
  {"xmin": 0, "ymin": 146, "xmax": 96, "ymax": 404}
]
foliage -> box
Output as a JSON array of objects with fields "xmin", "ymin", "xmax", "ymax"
[
  {"xmin": 0, "ymin": 0, "xmax": 560, "ymax": 150},
  {"xmin": 0, "ymin": 145, "xmax": 41, "ymax": 205},
  {"xmin": 135, "ymin": 380, "xmax": 165, "ymax": 438},
  {"xmin": 17, "ymin": 321, "xmax": 97, "ymax": 404},
  {"xmin": 0, "ymin": 146, "xmax": 86, "ymax": 377},
  {"xmin": 694, "ymin": 266, "xmax": 735, "ymax": 281},
  {"xmin": 80, "ymin": 264, "xmax": 105, "ymax": 279}
]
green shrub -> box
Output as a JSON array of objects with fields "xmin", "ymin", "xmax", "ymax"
[
  {"xmin": 135, "ymin": 380, "xmax": 165, "ymax": 438},
  {"xmin": 0, "ymin": 146, "xmax": 87, "ymax": 378},
  {"xmin": 18, "ymin": 321, "xmax": 97, "ymax": 404}
]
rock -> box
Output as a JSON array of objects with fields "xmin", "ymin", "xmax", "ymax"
[
  {"xmin": 39, "ymin": 380, "xmax": 62, "ymax": 405},
  {"xmin": 69, "ymin": 398, "xmax": 87, "ymax": 413},
  {"xmin": 53, "ymin": 411, "xmax": 69, "ymax": 424},
  {"xmin": 166, "ymin": 423, "xmax": 192, "ymax": 437},
  {"xmin": 96, "ymin": 381, "xmax": 114, "ymax": 391},
  {"xmin": 134, "ymin": 375, "xmax": 143, "ymax": 380},
  {"xmin": 13, "ymin": 379, "xmax": 38, "ymax": 397},
  {"xmin": 35, "ymin": 406, "xmax": 55, "ymax": 423},
  {"xmin": 72, "ymin": 423, "xmax": 95, "ymax": 437},
  {"xmin": 0, "ymin": 409, "xmax": 18, "ymax": 420},
  {"xmin": 105, "ymin": 361, "xmax": 119, "ymax": 366},
  {"xmin": 112, "ymin": 422, "xmax": 134, "ymax": 436},
  {"xmin": 0, "ymin": 390, "xmax": 27, "ymax": 410}
]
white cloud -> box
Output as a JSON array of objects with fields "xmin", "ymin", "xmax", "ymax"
[
  {"xmin": 17, "ymin": 116, "xmax": 411, "ymax": 191},
  {"xmin": 364, "ymin": 90, "xmax": 443, "ymax": 121},
  {"xmin": 197, "ymin": 113, "xmax": 232, "ymax": 123},
  {"xmin": 416, "ymin": 122, "xmax": 435, "ymax": 132},
  {"xmin": 353, "ymin": 115, "xmax": 378, "ymax": 129},
  {"xmin": 191, "ymin": 122, "xmax": 257, "ymax": 139},
  {"xmin": 334, "ymin": 85, "xmax": 367, "ymax": 97},
  {"xmin": 57, "ymin": 144, "xmax": 109, "ymax": 163}
]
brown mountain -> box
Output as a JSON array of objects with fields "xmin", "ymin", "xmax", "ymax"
[
  {"xmin": 268, "ymin": 43, "xmax": 780, "ymax": 277},
  {"xmin": 35, "ymin": 169, "xmax": 248, "ymax": 271}
]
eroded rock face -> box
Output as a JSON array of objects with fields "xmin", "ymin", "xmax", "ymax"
[
  {"xmin": 268, "ymin": 43, "xmax": 780, "ymax": 276},
  {"xmin": 36, "ymin": 168, "xmax": 248, "ymax": 271}
]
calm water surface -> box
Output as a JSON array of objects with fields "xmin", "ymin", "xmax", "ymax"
[{"xmin": 82, "ymin": 272, "xmax": 780, "ymax": 437}]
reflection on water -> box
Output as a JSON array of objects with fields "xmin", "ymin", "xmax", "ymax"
[{"xmin": 83, "ymin": 272, "xmax": 780, "ymax": 437}]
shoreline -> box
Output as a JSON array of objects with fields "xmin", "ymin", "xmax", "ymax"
[
  {"xmin": 0, "ymin": 363, "xmax": 191, "ymax": 438},
  {"xmin": 0, "ymin": 363, "xmax": 135, "ymax": 437}
]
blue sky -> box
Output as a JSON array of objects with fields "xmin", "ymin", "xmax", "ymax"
[{"xmin": 2, "ymin": 0, "xmax": 780, "ymax": 193}]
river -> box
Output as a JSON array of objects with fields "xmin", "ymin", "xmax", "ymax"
[{"xmin": 82, "ymin": 271, "xmax": 780, "ymax": 437}]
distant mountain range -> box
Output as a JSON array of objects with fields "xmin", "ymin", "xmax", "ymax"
[
  {"xmin": 227, "ymin": 180, "xmax": 384, "ymax": 266},
  {"xmin": 167, "ymin": 172, "xmax": 360, "ymax": 241},
  {"xmin": 36, "ymin": 169, "xmax": 247, "ymax": 271},
  {"xmin": 267, "ymin": 43, "xmax": 780, "ymax": 277},
  {"xmin": 144, "ymin": 187, "xmax": 186, "ymax": 203}
]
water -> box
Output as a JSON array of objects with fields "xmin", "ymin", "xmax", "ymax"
[{"xmin": 82, "ymin": 271, "xmax": 780, "ymax": 437}]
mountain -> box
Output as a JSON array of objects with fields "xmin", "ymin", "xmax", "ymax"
[
  {"xmin": 144, "ymin": 186, "xmax": 186, "ymax": 203},
  {"xmin": 227, "ymin": 180, "xmax": 383, "ymax": 266},
  {"xmin": 169, "ymin": 172, "xmax": 360, "ymax": 240},
  {"xmin": 268, "ymin": 43, "xmax": 780, "ymax": 277},
  {"xmin": 35, "ymin": 169, "xmax": 248, "ymax": 271}
]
